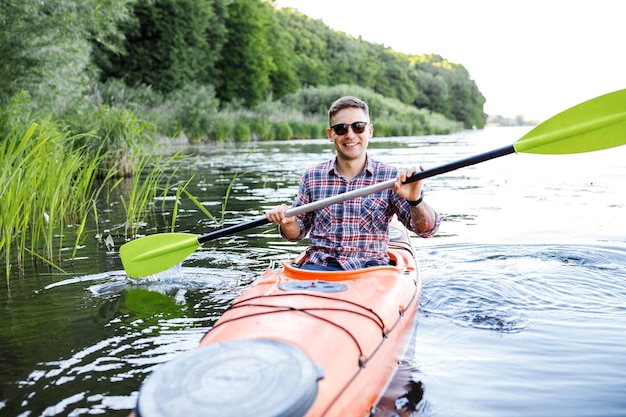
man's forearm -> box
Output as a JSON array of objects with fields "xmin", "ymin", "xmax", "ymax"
[
  {"xmin": 280, "ymin": 221, "xmax": 303, "ymax": 242},
  {"xmin": 410, "ymin": 201, "xmax": 440, "ymax": 236}
]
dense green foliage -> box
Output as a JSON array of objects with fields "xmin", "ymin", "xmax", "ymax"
[
  {"xmin": 1, "ymin": 0, "xmax": 485, "ymax": 137},
  {"xmin": 0, "ymin": 0, "xmax": 132, "ymax": 116},
  {"xmin": 0, "ymin": 92, "xmax": 183, "ymax": 283},
  {"xmin": 92, "ymin": 0, "xmax": 485, "ymax": 128},
  {"xmin": 93, "ymin": 0, "xmax": 227, "ymax": 94}
]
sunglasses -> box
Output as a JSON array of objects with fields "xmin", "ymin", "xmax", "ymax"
[{"xmin": 330, "ymin": 121, "xmax": 368, "ymax": 136}]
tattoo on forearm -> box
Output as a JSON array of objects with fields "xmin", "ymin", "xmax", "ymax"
[{"xmin": 411, "ymin": 202, "xmax": 436, "ymax": 233}]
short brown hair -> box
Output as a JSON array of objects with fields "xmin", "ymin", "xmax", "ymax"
[{"xmin": 328, "ymin": 96, "xmax": 370, "ymax": 125}]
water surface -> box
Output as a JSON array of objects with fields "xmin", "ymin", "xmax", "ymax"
[{"xmin": 1, "ymin": 127, "xmax": 625, "ymax": 416}]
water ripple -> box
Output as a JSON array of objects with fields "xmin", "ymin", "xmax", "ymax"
[{"xmin": 418, "ymin": 243, "xmax": 626, "ymax": 334}]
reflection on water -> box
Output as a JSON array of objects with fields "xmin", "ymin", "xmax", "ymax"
[
  {"xmin": 0, "ymin": 267, "xmax": 256, "ymax": 417},
  {"xmin": 1, "ymin": 127, "xmax": 625, "ymax": 416},
  {"xmin": 377, "ymin": 367, "xmax": 428, "ymax": 416}
]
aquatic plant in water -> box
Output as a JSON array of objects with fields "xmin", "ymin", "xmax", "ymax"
[
  {"xmin": 0, "ymin": 121, "xmax": 106, "ymax": 283},
  {"xmin": 0, "ymin": 108, "xmax": 184, "ymax": 285},
  {"xmin": 118, "ymin": 146, "xmax": 186, "ymax": 239}
]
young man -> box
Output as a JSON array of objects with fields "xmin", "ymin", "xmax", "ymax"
[{"xmin": 266, "ymin": 96, "xmax": 441, "ymax": 270}]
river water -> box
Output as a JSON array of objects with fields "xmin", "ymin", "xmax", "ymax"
[{"xmin": 1, "ymin": 126, "xmax": 625, "ymax": 417}]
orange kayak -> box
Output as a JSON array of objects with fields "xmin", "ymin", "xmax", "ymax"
[{"xmin": 134, "ymin": 222, "xmax": 421, "ymax": 417}]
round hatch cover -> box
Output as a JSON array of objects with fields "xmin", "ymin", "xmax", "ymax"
[{"xmin": 136, "ymin": 338, "xmax": 322, "ymax": 417}]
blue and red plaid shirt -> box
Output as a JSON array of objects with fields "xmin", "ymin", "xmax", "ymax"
[{"xmin": 281, "ymin": 155, "xmax": 441, "ymax": 270}]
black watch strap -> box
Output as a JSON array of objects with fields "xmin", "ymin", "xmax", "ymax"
[{"xmin": 406, "ymin": 190, "xmax": 424, "ymax": 207}]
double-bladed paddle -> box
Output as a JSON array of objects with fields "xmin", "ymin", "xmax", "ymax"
[{"xmin": 120, "ymin": 89, "xmax": 626, "ymax": 278}]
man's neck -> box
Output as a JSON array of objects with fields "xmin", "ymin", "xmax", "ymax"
[{"xmin": 335, "ymin": 155, "xmax": 367, "ymax": 181}]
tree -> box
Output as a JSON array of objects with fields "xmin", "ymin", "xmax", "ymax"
[
  {"xmin": 447, "ymin": 67, "xmax": 486, "ymax": 128},
  {"xmin": 0, "ymin": 1, "xmax": 44, "ymax": 99},
  {"xmin": 216, "ymin": 0, "xmax": 274, "ymax": 107},
  {"xmin": 96, "ymin": 0, "xmax": 226, "ymax": 94},
  {"xmin": 276, "ymin": 9, "xmax": 330, "ymax": 86},
  {"xmin": 411, "ymin": 68, "xmax": 452, "ymax": 117},
  {"xmin": 264, "ymin": 10, "xmax": 299, "ymax": 99},
  {"xmin": 373, "ymin": 48, "xmax": 417, "ymax": 105},
  {"xmin": 0, "ymin": 0, "xmax": 132, "ymax": 113}
]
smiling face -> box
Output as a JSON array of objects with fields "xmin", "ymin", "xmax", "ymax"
[{"xmin": 326, "ymin": 107, "xmax": 374, "ymax": 163}]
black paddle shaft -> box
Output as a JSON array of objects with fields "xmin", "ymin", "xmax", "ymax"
[
  {"xmin": 404, "ymin": 144, "xmax": 515, "ymax": 183},
  {"xmin": 197, "ymin": 144, "xmax": 516, "ymax": 245},
  {"xmin": 198, "ymin": 217, "xmax": 270, "ymax": 244}
]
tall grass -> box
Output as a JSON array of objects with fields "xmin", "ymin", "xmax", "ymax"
[
  {"xmin": 0, "ymin": 120, "xmax": 106, "ymax": 283},
  {"xmin": 66, "ymin": 104, "xmax": 155, "ymax": 178},
  {"xmin": 0, "ymin": 92, "xmax": 185, "ymax": 285},
  {"xmin": 119, "ymin": 145, "xmax": 185, "ymax": 239}
]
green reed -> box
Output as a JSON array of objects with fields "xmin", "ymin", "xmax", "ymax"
[
  {"xmin": 0, "ymin": 91, "xmax": 188, "ymax": 285},
  {"xmin": 181, "ymin": 185, "xmax": 217, "ymax": 225},
  {"xmin": 119, "ymin": 146, "xmax": 185, "ymax": 239},
  {"xmin": 0, "ymin": 120, "xmax": 106, "ymax": 283}
]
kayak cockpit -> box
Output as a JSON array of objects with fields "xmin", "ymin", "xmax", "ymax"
[{"xmin": 281, "ymin": 223, "xmax": 417, "ymax": 282}]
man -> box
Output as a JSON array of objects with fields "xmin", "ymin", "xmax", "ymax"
[{"xmin": 266, "ymin": 96, "xmax": 441, "ymax": 270}]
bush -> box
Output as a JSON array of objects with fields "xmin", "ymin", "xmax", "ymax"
[
  {"xmin": 411, "ymin": 122, "xmax": 425, "ymax": 136},
  {"xmin": 0, "ymin": 91, "xmax": 33, "ymax": 137},
  {"xmin": 373, "ymin": 122, "xmax": 392, "ymax": 137},
  {"xmin": 169, "ymin": 83, "xmax": 219, "ymax": 143},
  {"xmin": 311, "ymin": 123, "xmax": 327, "ymax": 139},
  {"xmin": 290, "ymin": 121, "xmax": 309, "ymax": 139},
  {"xmin": 391, "ymin": 122, "xmax": 412, "ymax": 137},
  {"xmin": 273, "ymin": 121, "xmax": 293, "ymax": 140},
  {"xmin": 249, "ymin": 118, "xmax": 273, "ymax": 140},
  {"xmin": 75, "ymin": 106, "xmax": 155, "ymax": 177},
  {"xmin": 212, "ymin": 117, "xmax": 232, "ymax": 141},
  {"xmin": 233, "ymin": 123, "xmax": 251, "ymax": 142}
]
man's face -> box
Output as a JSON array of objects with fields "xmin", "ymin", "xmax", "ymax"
[{"xmin": 326, "ymin": 107, "xmax": 373, "ymax": 162}]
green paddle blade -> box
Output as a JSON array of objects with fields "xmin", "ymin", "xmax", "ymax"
[
  {"xmin": 515, "ymin": 89, "xmax": 626, "ymax": 154},
  {"xmin": 120, "ymin": 233, "xmax": 201, "ymax": 278}
]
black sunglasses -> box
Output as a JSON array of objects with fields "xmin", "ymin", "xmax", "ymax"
[{"xmin": 330, "ymin": 121, "xmax": 368, "ymax": 136}]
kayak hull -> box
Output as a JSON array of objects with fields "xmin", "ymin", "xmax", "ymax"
[{"xmin": 135, "ymin": 223, "xmax": 421, "ymax": 417}]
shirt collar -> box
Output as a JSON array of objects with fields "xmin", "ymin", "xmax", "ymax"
[{"xmin": 328, "ymin": 154, "xmax": 374, "ymax": 177}]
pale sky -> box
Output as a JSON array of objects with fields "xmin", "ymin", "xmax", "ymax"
[{"xmin": 274, "ymin": 0, "xmax": 624, "ymax": 121}]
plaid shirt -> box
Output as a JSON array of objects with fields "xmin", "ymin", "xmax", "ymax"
[{"xmin": 281, "ymin": 155, "xmax": 441, "ymax": 270}]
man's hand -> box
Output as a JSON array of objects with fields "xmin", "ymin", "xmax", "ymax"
[
  {"xmin": 394, "ymin": 166, "xmax": 423, "ymax": 201},
  {"xmin": 266, "ymin": 204, "xmax": 301, "ymax": 240}
]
